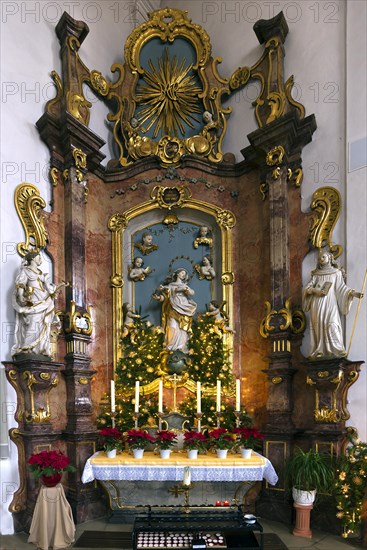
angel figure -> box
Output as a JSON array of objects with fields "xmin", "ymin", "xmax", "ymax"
[
  {"xmin": 206, "ymin": 300, "xmax": 235, "ymax": 334},
  {"xmin": 128, "ymin": 257, "xmax": 153, "ymax": 281},
  {"xmin": 195, "ymin": 255, "xmax": 216, "ymax": 280},
  {"xmin": 193, "ymin": 226, "xmax": 213, "ymax": 249},
  {"xmin": 122, "ymin": 303, "xmax": 141, "ymax": 342},
  {"xmin": 135, "ymin": 233, "xmax": 159, "ymax": 256}
]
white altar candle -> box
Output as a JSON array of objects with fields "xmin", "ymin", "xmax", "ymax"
[
  {"xmin": 236, "ymin": 379, "xmax": 241, "ymax": 411},
  {"xmin": 135, "ymin": 381, "xmax": 140, "ymax": 413},
  {"xmin": 196, "ymin": 381, "xmax": 201, "ymax": 414},
  {"xmin": 110, "ymin": 380, "xmax": 115, "ymax": 413},
  {"xmin": 158, "ymin": 379, "xmax": 163, "ymax": 413},
  {"xmin": 183, "ymin": 466, "xmax": 191, "ymax": 486},
  {"xmin": 216, "ymin": 380, "xmax": 221, "ymax": 412}
]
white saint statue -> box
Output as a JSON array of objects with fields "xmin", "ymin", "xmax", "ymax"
[
  {"xmin": 303, "ymin": 250, "xmax": 362, "ymax": 359},
  {"xmin": 12, "ymin": 251, "xmax": 67, "ymax": 358},
  {"xmin": 152, "ymin": 268, "xmax": 197, "ymax": 353}
]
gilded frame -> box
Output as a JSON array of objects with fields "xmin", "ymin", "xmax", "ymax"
[{"xmin": 108, "ymin": 186, "xmax": 235, "ymax": 371}]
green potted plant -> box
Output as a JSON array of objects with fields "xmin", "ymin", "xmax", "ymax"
[
  {"xmin": 287, "ymin": 447, "xmax": 334, "ymax": 504},
  {"xmin": 155, "ymin": 430, "xmax": 178, "ymax": 459},
  {"xmin": 207, "ymin": 428, "xmax": 235, "ymax": 458},
  {"xmin": 286, "ymin": 447, "xmax": 334, "ymax": 538},
  {"xmin": 183, "ymin": 430, "xmax": 207, "ymax": 459},
  {"xmin": 99, "ymin": 427, "xmax": 123, "ymax": 458},
  {"xmin": 125, "ymin": 429, "xmax": 155, "ymax": 459}
]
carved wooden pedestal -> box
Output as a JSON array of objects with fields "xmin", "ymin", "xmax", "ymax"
[{"xmin": 3, "ymin": 358, "xmax": 63, "ymax": 532}]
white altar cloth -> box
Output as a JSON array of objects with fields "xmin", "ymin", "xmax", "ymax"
[{"xmin": 81, "ymin": 451, "xmax": 278, "ymax": 486}]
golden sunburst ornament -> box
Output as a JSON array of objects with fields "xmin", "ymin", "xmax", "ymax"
[{"xmin": 135, "ymin": 48, "xmax": 202, "ymax": 138}]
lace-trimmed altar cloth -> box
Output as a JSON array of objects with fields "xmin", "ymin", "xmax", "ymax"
[{"xmin": 81, "ymin": 451, "xmax": 278, "ymax": 486}]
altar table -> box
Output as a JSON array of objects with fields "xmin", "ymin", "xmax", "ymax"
[{"xmin": 82, "ymin": 451, "xmax": 278, "ymax": 485}]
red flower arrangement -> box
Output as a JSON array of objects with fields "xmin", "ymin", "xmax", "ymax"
[
  {"xmin": 234, "ymin": 427, "xmax": 264, "ymax": 450},
  {"xmin": 28, "ymin": 450, "xmax": 75, "ymax": 479},
  {"xmin": 155, "ymin": 430, "xmax": 178, "ymax": 450},
  {"xmin": 207, "ymin": 428, "xmax": 235, "ymax": 450},
  {"xmin": 183, "ymin": 431, "xmax": 207, "ymax": 452},
  {"xmin": 99, "ymin": 427, "xmax": 123, "ymax": 452},
  {"xmin": 126, "ymin": 429, "xmax": 155, "ymax": 450}
]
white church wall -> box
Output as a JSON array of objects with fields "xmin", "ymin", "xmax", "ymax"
[
  {"xmin": 345, "ymin": 0, "xmax": 367, "ymax": 441},
  {"xmin": 0, "ymin": 0, "xmax": 365, "ymax": 533}
]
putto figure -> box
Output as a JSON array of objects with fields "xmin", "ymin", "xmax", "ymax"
[
  {"xmin": 128, "ymin": 257, "xmax": 153, "ymax": 281},
  {"xmin": 193, "ymin": 225, "xmax": 213, "ymax": 249},
  {"xmin": 12, "ymin": 251, "xmax": 67, "ymax": 358},
  {"xmin": 135, "ymin": 232, "xmax": 159, "ymax": 255},
  {"xmin": 303, "ymin": 250, "xmax": 363, "ymax": 359},
  {"xmin": 195, "ymin": 255, "xmax": 216, "ymax": 280},
  {"xmin": 152, "ymin": 268, "xmax": 197, "ymax": 353}
]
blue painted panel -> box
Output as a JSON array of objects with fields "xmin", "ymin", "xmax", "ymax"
[{"xmin": 130, "ymin": 222, "xmax": 220, "ymax": 326}]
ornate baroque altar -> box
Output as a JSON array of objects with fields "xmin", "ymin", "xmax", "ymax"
[{"xmin": 3, "ymin": 6, "xmax": 364, "ymax": 537}]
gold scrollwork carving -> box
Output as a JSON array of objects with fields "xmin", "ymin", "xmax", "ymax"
[
  {"xmin": 108, "ymin": 214, "xmax": 128, "ymax": 232},
  {"xmin": 229, "ymin": 66, "xmax": 251, "ymax": 90},
  {"xmin": 150, "ymin": 185, "xmax": 192, "ymax": 210},
  {"xmin": 266, "ymin": 92, "xmax": 285, "ymax": 123},
  {"xmin": 272, "ymin": 377, "xmax": 283, "ymax": 384},
  {"xmin": 50, "ymin": 167, "xmax": 60, "ymax": 187},
  {"xmin": 284, "ymin": 75, "xmax": 305, "ymax": 119},
  {"xmin": 63, "ymin": 300, "xmax": 93, "ymax": 335},
  {"xmin": 309, "ymin": 186, "xmax": 342, "ymax": 258},
  {"xmin": 314, "ymin": 407, "xmax": 340, "ymax": 423},
  {"xmin": 90, "ymin": 70, "xmax": 110, "ymax": 96},
  {"xmin": 266, "ymin": 145, "xmax": 285, "ymax": 166},
  {"xmin": 272, "ymin": 167, "xmax": 281, "ymax": 180},
  {"xmin": 216, "ymin": 209, "xmax": 236, "ymax": 229},
  {"xmin": 45, "ymin": 70, "xmax": 63, "ymax": 116},
  {"xmin": 306, "ymin": 376, "xmax": 316, "ymax": 386},
  {"xmin": 14, "ymin": 184, "xmax": 48, "ymax": 257},
  {"xmin": 73, "ymin": 148, "xmax": 87, "ymax": 170},
  {"xmin": 221, "ymin": 272, "xmax": 235, "ymax": 285},
  {"xmin": 317, "ymin": 371, "xmax": 330, "ymax": 378},
  {"xmin": 66, "ymin": 91, "xmax": 91, "ymax": 125},
  {"xmin": 260, "ymin": 298, "xmax": 306, "ymax": 338},
  {"xmin": 287, "ymin": 167, "xmax": 303, "ymax": 188},
  {"xmin": 79, "ymin": 378, "xmax": 89, "ymax": 385},
  {"xmin": 8, "ymin": 429, "xmax": 27, "ymax": 512},
  {"xmin": 40, "ymin": 372, "xmax": 50, "ymax": 380}
]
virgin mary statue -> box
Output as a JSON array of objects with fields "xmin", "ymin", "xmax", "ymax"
[{"xmin": 152, "ymin": 268, "xmax": 197, "ymax": 353}]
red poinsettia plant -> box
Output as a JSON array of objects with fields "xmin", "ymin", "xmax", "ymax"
[
  {"xmin": 207, "ymin": 428, "xmax": 235, "ymax": 450},
  {"xmin": 155, "ymin": 430, "xmax": 178, "ymax": 450},
  {"xmin": 234, "ymin": 427, "xmax": 264, "ymax": 451},
  {"xmin": 126, "ymin": 429, "xmax": 155, "ymax": 450},
  {"xmin": 183, "ymin": 430, "xmax": 207, "ymax": 452},
  {"xmin": 99, "ymin": 427, "xmax": 123, "ymax": 452},
  {"xmin": 28, "ymin": 450, "xmax": 75, "ymax": 479}
]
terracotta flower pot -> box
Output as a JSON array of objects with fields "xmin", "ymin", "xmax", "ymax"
[{"xmin": 41, "ymin": 473, "xmax": 62, "ymax": 487}]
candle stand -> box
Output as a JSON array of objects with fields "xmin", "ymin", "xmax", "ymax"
[
  {"xmin": 234, "ymin": 410, "xmax": 241, "ymax": 428},
  {"xmin": 133, "ymin": 412, "xmax": 140, "ymax": 429},
  {"xmin": 216, "ymin": 412, "xmax": 221, "ymax": 428},
  {"xmin": 195, "ymin": 412, "xmax": 203, "ymax": 432},
  {"xmin": 111, "ymin": 411, "xmax": 116, "ymax": 428}
]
